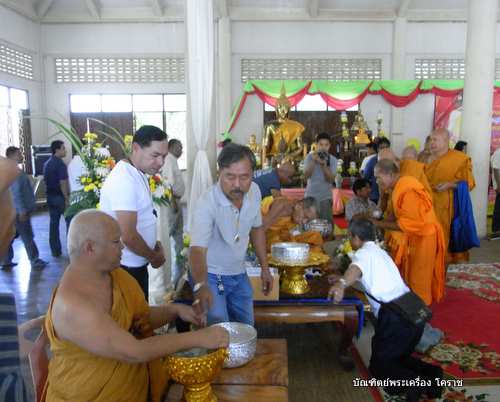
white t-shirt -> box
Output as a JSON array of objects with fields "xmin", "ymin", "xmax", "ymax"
[
  {"xmin": 68, "ymin": 155, "xmax": 86, "ymax": 193},
  {"xmin": 99, "ymin": 160, "xmax": 157, "ymax": 267},
  {"xmin": 491, "ymin": 148, "xmax": 500, "ymax": 190},
  {"xmin": 163, "ymin": 153, "xmax": 185, "ymax": 199},
  {"xmin": 351, "ymin": 241, "xmax": 409, "ymax": 316}
]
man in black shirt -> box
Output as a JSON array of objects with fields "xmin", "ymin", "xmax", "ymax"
[{"xmin": 43, "ymin": 140, "xmax": 69, "ymax": 257}]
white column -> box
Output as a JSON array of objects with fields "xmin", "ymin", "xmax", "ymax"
[
  {"xmin": 460, "ymin": 0, "xmax": 498, "ymax": 238},
  {"xmin": 217, "ymin": 17, "xmax": 231, "ymax": 144},
  {"xmin": 390, "ymin": 16, "xmax": 407, "ymax": 154}
]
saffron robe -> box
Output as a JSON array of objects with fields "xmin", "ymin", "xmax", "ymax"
[
  {"xmin": 261, "ymin": 196, "xmax": 323, "ymax": 253},
  {"xmin": 385, "ymin": 176, "xmax": 446, "ymax": 305},
  {"xmin": 425, "ymin": 150, "xmax": 475, "ymax": 263},
  {"xmin": 44, "ymin": 268, "xmax": 169, "ymax": 402}
]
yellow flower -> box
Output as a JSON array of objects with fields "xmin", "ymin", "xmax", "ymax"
[
  {"xmin": 164, "ymin": 188, "xmax": 172, "ymax": 199},
  {"xmin": 83, "ymin": 132, "xmax": 98, "ymax": 141},
  {"xmin": 96, "ymin": 203, "xmax": 100, "ymax": 210},
  {"xmin": 150, "ymin": 183, "xmax": 156, "ymax": 193},
  {"xmin": 183, "ymin": 234, "xmax": 191, "ymax": 247},
  {"xmin": 84, "ymin": 185, "xmax": 91, "ymax": 192},
  {"xmin": 124, "ymin": 135, "xmax": 133, "ymax": 144}
]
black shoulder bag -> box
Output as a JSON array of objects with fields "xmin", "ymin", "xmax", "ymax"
[{"xmin": 365, "ymin": 289, "xmax": 432, "ymax": 327}]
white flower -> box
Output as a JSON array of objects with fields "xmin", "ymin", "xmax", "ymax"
[
  {"xmin": 95, "ymin": 147, "xmax": 110, "ymax": 158},
  {"xmin": 95, "ymin": 166, "xmax": 110, "ymax": 177},
  {"xmin": 347, "ymin": 252, "xmax": 354, "ymax": 259},
  {"xmin": 180, "ymin": 248, "xmax": 188, "ymax": 257},
  {"xmin": 153, "ymin": 185, "xmax": 165, "ymax": 199}
]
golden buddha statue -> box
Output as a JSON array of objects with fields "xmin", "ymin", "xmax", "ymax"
[
  {"xmin": 262, "ymin": 84, "xmax": 305, "ymax": 167},
  {"xmin": 247, "ymin": 134, "xmax": 262, "ymax": 167},
  {"xmin": 352, "ymin": 109, "xmax": 371, "ymax": 145}
]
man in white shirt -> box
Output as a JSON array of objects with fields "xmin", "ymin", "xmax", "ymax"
[
  {"xmin": 491, "ymin": 147, "xmax": 500, "ymax": 239},
  {"xmin": 100, "ymin": 126, "xmax": 168, "ymax": 299},
  {"xmin": 163, "ymin": 139, "xmax": 186, "ymax": 287},
  {"xmin": 329, "ymin": 218, "xmax": 442, "ymax": 401}
]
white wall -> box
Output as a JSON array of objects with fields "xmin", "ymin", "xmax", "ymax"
[{"xmin": 0, "ymin": 6, "xmax": 44, "ymax": 145}]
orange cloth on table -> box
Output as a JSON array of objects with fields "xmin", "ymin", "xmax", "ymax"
[
  {"xmin": 261, "ymin": 196, "xmax": 323, "ymax": 253},
  {"xmin": 44, "ymin": 268, "xmax": 169, "ymax": 402},
  {"xmin": 425, "ymin": 150, "xmax": 475, "ymax": 263},
  {"xmin": 385, "ymin": 176, "xmax": 446, "ymax": 305}
]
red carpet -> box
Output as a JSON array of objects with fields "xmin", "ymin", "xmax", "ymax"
[{"xmin": 421, "ymin": 263, "xmax": 500, "ymax": 382}]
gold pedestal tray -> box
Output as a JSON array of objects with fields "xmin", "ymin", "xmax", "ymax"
[
  {"xmin": 166, "ymin": 348, "xmax": 228, "ymax": 402},
  {"xmin": 268, "ymin": 252, "xmax": 330, "ymax": 295}
]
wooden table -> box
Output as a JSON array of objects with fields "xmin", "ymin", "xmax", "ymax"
[{"xmin": 165, "ymin": 339, "xmax": 288, "ymax": 402}]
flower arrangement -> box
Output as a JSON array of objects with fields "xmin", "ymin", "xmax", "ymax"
[
  {"xmin": 176, "ymin": 234, "xmax": 191, "ymax": 268},
  {"xmin": 334, "ymin": 239, "xmax": 355, "ymax": 273},
  {"xmin": 347, "ymin": 161, "xmax": 358, "ymax": 176},
  {"xmin": 149, "ymin": 174, "xmax": 173, "ymax": 207}
]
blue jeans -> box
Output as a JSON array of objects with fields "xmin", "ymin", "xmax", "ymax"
[
  {"xmin": 192, "ymin": 273, "xmax": 254, "ymax": 326},
  {"xmin": 47, "ymin": 194, "xmax": 70, "ymax": 255}
]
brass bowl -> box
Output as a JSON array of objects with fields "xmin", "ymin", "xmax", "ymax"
[{"xmin": 166, "ymin": 348, "xmax": 228, "ymax": 402}]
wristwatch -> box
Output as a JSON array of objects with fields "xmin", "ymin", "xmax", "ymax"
[
  {"xmin": 339, "ymin": 278, "xmax": 348, "ymax": 288},
  {"xmin": 193, "ymin": 282, "xmax": 205, "ymax": 293}
]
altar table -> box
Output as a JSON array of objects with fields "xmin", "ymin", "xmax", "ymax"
[{"xmin": 165, "ymin": 339, "xmax": 289, "ymax": 402}]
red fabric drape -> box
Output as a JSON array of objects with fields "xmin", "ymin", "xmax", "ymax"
[
  {"xmin": 228, "ymin": 93, "xmax": 250, "ymax": 132},
  {"xmin": 370, "ymin": 82, "xmax": 422, "ymax": 108},
  {"xmin": 421, "ymin": 87, "xmax": 463, "ymax": 97},
  {"xmin": 318, "ymin": 86, "xmax": 370, "ymax": 110},
  {"xmin": 252, "ymin": 81, "xmax": 312, "ymax": 107}
]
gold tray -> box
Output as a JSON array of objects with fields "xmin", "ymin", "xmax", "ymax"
[{"xmin": 268, "ymin": 252, "xmax": 330, "ymax": 267}]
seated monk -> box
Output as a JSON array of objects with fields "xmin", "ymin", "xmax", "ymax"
[
  {"xmin": 45, "ymin": 210, "xmax": 229, "ymax": 402},
  {"xmin": 261, "ymin": 196, "xmax": 324, "ymax": 253},
  {"xmin": 371, "ymin": 160, "xmax": 446, "ymax": 305}
]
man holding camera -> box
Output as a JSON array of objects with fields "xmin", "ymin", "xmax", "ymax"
[{"xmin": 304, "ymin": 132, "xmax": 337, "ymax": 222}]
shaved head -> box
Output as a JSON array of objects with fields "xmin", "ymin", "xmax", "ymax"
[
  {"xmin": 68, "ymin": 210, "xmax": 119, "ymax": 258},
  {"xmin": 277, "ymin": 161, "xmax": 295, "ymax": 185},
  {"xmin": 378, "ymin": 148, "xmax": 397, "ymax": 162},
  {"xmin": 402, "ymin": 146, "xmax": 418, "ymax": 160},
  {"xmin": 375, "ymin": 159, "xmax": 400, "ymax": 175},
  {"xmin": 430, "ymin": 128, "xmax": 451, "ymax": 156},
  {"xmin": 374, "ymin": 159, "xmax": 400, "ymax": 191}
]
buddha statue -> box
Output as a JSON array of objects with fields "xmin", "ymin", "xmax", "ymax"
[
  {"xmin": 247, "ymin": 134, "xmax": 262, "ymax": 167},
  {"xmin": 352, "ymin": 110, "xmax": 371, "ymax": 145},
  {"xmin": 262, "ymin": 84, "xmax": 305, "ymax": 167}
]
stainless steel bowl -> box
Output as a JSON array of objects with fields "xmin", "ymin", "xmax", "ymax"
[
  {"xmin": 271, "ymin": 242, "xmax": 310, "ymax": 264},
  {"xmin": 305, "ymin": 219, "xmax": 333, "ymax": 238},
  {"xmin": 212, "ymin": 322, "xmax": 257, "ymax": 368}
]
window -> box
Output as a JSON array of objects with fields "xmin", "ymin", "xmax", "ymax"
[
  {"xmin": 55, "ymin": 57, "xmax": 184, "ymax": 84},
  {"xmin": 69, "ymin": 93, "xmax": 187, "ymax": 169},
  {"xmin": 0, "ymin": 42, "xmax": 34, "ymax": 80},
  {"xmin": 414, "ymin": 58, "xmax": 466, "ymax": 80},
  {"xmin": 0, "ymin": 84, "xmax": 29, "ymax": 159},
  {"xmin": 242, "ymin": 58, "xmax": 382, "ymax": 82},
  {"xmin": 296, "ymin": 94, "xmax": 327, "ymax": 111}
]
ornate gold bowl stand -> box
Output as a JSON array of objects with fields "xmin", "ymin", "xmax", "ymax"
[
  {"xmin": 268, "ymin": 252, "xmax": 330, "ymax": 295},
  {"xmin": 166, "ymin": 348, "xmax": 228, "ymax": 402}
]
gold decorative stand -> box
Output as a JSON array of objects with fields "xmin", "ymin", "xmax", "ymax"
[{"xmin": 268, "ymin": 253, "xmax": 330, "ymax": 295}]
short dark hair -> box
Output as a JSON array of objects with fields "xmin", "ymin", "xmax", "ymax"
[
  {"xmin": 367, "ymin": 142, "xmax": 379, "ymax": 153},
  {"xmin": 352, "ymin": 178, "xmax": 370, "ymax": 195},
  {"xmin": 133, "ymin": 125, "xmax": 167, "ymax": 148},
  {"xmin": 454, "ymin": 141, "xmax": 467, "ymax": 151},
  {"xmin": 316, "ymin": 132, "xmax": 331, "ymax": 143},
  {"xmin": 51, "ymin": 140, "xmax": 65, "ymax": 154},
  {"xmin": 168, "ymin": 138, "xmax": 182, "ymax": 149},
  {"xmin": 5, "ymin": 146, "xmax": 20, "ymax": 158},
  {"xmin": 349, "ymin": 218, "xmax": 376, "ymax": 242},
  {"xmin": 377, "ymin": 137, "xmax": 391, "ymax": 148},
  {"xmin": 217, "ymin": 143, "xmax": 256, "ymax": 171},
  {"xmin": 301, "ymin": 196, "xmax": 317, "ymax": 211}
]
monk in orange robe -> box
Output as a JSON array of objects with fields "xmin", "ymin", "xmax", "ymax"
[
  {"xmin": 425, "ymin": 128, "xmax": 475, "ymax": 263},
  {"xmin": 372, "ymin": 159, "xmax": 446, "ymax": 305},
  {"xmin": 261, "ymin": 196, "xmax": 324, "ymax": 253},
  {"xmin": 45, "ymin": 210, "xmax": 228, "ymax": 402}
]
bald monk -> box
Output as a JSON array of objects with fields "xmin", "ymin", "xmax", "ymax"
[
  {"xmin": 0, "ymin": 156, "xmax": 20, "ymax": 257},
  {"xmin": 45, "ymin": 210, "xmax": 229, "ymax": 402},
  {"xmin": 261, "ymin": 196, "xmax": 324, "ymax": 253},
  {"xmin": 372, "ymin": 160, "xmax": 446, "ymax": 305},
  {"xmin": 425, "ymin": 128, "xmax": 475, "ymax": 263},
  {"xmin": 400, "ymin": 146, "xmax": 432, "ymax": 195},
  {"xmin": 418, "ymin": 135, "xmax": 432, "ymax": 164}
]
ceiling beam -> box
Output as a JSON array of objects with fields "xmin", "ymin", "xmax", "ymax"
[
  {"xmin": 85, "ymin": 0, "xmax": 100, "ymax": 19},
  {"xmin": 397, "ymin": 0, "xmax": 411, "ymax": 18},
  {"xmin": 150, "ymin": 0, "xmax": 163, "ymax": 17},
  {"xmin": 36, "ymin": 0, "xmax": 54, "ymax": 18},
  {"xmin": 217, "ymin": 0, "xmax": 228, "ymax": 18},
  {"xmin": 308, "ymin": 0, "xmax": 319, "ymax": 18},
  {"xmin": 0, "ymin": 0, "xmax": 38, "ymax": 20}
]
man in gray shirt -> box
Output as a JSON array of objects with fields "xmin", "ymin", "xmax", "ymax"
[
  {"xmin": 304, "ymin": 132, "xmax": 337, "ymax": 222},
  {"xmin": 189, "ymin": 143, "xmax": 273, "ymax": 326},
  {"xmin": 1, "ymin": 147, "xmax": 47, "ymax": 270}
]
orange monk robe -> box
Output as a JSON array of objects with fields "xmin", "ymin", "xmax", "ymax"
[
  {"xmin": 261, "ymin": 196, "xmax": 323, "ymax": 253},
  {"xmin": 385, "ymin": 176, "xmax": 446, "ymax": 305},
  {"xmin": 45, "ymin": 268, "xmax": 169, "ymax": 402},
  {"xmin": 400, "ymin": 159, "xmax": 432, "ymax": 195},
  {"xmin": 425, "ymin": 150, "xmax": 475, "ymax": 263}
]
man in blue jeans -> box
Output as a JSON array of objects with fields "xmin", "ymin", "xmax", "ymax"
[
  {"xmin": 189, "ymin": 143, "xmax": 273, "ymax": 326},
  {"xmin": 43, "ymin": 140, "xmax": 70, "ymax": 257}
]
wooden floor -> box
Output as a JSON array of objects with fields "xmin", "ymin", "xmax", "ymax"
[{"xmin": 2, "ymin": 210, "xmax": 500, "ymax": 402}]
